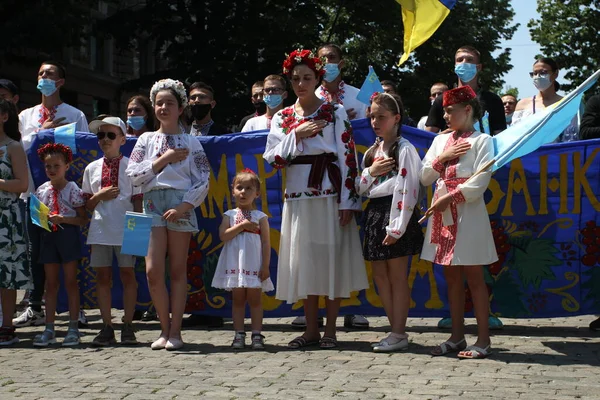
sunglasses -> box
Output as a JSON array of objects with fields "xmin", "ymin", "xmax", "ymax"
[{"xmin": 96, "ymin": 131, "xmax": 119, "ymax": 140}]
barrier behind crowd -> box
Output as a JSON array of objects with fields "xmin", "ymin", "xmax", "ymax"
[{"xmin": 28, "ymin": 119, "xmax": 600, "ymax": 318}]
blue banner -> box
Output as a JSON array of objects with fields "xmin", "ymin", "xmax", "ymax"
[{"xmin": 27, "ymin": 125, "xmax": 600, "ymax": 318}]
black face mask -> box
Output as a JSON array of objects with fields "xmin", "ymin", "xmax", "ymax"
[
  {"xmin": 191, "ymin": 103, "xmax": 212, "ymax": 121},
  {"xmin": 253, "ymin": 101, "xmax": 267, "ymax": 115}
]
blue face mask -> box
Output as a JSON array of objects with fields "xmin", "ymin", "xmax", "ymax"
[
  {"xmin": 37, "ymin": 79, "xmax": 58, "ymax": 96},
  {"xmin": 127, "ymin": 116, "xmax": 146, "ymax": 131},
  {"xmin": 454, "ymin": 63, "xmax": 478, "ymax": 83},
  {"xmin": 263, "ymin": 94, "xmax": 283, "ymax": 109},
  {"xmin": 323, "ymin": 63, "xmax": 340, "ymax": 82}
]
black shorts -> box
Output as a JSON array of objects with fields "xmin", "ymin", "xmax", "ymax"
[{"xmin": 38, "ymin": 224, "xmax": 82, "ymax": 264}]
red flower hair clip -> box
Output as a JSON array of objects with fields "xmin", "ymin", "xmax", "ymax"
[
  {"xmin": 240, "ymin": 168, "xmax": 256, "ymax": 175},
  {"xmin": 37, "ymin": 143, "xmax": 73, "ymax": 163},
  {"xmin": 370, "ymin": 92, "xmax": 380, "ymax": 102},
  {"xmin": 282, "ymin": 49, "xmax": 326, "ymax": 78}
]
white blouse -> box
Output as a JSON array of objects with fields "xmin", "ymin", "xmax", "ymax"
[
  {"xmin": 35, "ymin": 181, "xmax": 85, "ymax": 218},
  {"xmin": 356, "ymin": 137, "xmax": 422, "ymax": 239},
  {"xmin": 262, "ymin": 102, "xmax": 361, "ymax": 211},
  {"xmin": 125, "ymin": 132, "xmax": 210, "ymax": 207}
]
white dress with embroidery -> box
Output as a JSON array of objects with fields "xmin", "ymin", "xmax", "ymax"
[
  {"xmin": 263, "ymin": 102, "xmax": 368, "ymax": 303},
  {"xmin": 356, "ymin": 137, "xmax": 423, "ymax": 239},
  {"xmin": 211, "ymin": 209, "xmax": 274, "ymax": 292},
  {"xmin": 420, "ymin": 131, "xmax": 498, "ymax": 266}
]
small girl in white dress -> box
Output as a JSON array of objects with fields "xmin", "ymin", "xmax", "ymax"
[{"xmin": 212, "ymin": 169, "xmax": 273, "ymax": 350}]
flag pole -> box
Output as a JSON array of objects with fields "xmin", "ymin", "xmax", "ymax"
[{"xmin": 418, "ymin": 158, "xmax": 496, "ymax": 224}]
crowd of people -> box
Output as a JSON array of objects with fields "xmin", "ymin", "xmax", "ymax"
[{"xmin": 0, "ymin": 41, "xmax": 600, "ymax": 355}]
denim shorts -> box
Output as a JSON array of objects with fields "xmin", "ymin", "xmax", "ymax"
[{"xmin": 143, "ymin": 189, "xmax": 199, "ymax": 233}]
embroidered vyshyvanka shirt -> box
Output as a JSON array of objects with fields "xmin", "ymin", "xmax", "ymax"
[
  {"xmin": 315, "ymin": 81, "xmax": 368, "ymax": 121},
  {"xmin": 35, "ymin": 181, "xmax": 85, "ymax": 218},
  {"xmin": 420, "ymin": 131, "xmax": 498, "ymax": 266},
  {"xmin": 263, "ymin": 102, "xmax": 361, "ymax": 211},
  {"xmin": 125, "ymin": 132, "xmax": 210, "ymax": 207},
  {"xmin": 356, "ymin": 137, "xmax": 422, "ymax": 239}
]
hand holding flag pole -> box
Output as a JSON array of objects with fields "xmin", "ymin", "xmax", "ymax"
[{"xmin": 418, "ymin": 68, "xmax": 600, "ymax": 225}]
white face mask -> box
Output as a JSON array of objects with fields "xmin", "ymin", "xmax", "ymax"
[{"xmin": 533, "ymin": 75, "xmax": 552, "ymax": 91}]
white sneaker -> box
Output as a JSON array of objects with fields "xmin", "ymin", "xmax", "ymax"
[
  {"xmin": 373, "ymin": 338, "xmax": 409, "ymax": 353},
  {"xmin": 13, "ymin": 307, "xmax": 45, "ymax": 327},
  {"xmin": 231, "ymin": 332, "xmax": 246, "ymax": 349}
]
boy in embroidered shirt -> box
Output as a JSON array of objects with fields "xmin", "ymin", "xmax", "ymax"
[{"xmin": 83, "ymin": 117, "xmax": 142, "ymax": 346}]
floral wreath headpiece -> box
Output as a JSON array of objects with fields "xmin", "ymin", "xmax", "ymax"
[
  {"xmin": 150, "ymin": 78, "xmax": 188, "ymax": 108},
  {"xmin": 282, "ymin": 49, "xmax": 326, "ymax": 78},
  {"xmin": 37, "ymin": 143, "xmax": 73, "ymax": 163}
]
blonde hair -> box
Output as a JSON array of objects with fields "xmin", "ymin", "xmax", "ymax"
[{"xmin": 232, "ymin": 170, "xmax": 261, "ymax": 209}]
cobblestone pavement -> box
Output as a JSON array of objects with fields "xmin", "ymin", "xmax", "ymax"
[{"xmin": 1, "ymin": 309, "xmax": 600, "ymax": 400}]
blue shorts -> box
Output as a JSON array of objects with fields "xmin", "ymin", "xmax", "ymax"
[
  {"xmin": 38, "ymin": 224, "xmax": 82, "ymax": 264},
  {"xmin": 143, "ymin": 189, "xmax": 198, "ymax": 233}
]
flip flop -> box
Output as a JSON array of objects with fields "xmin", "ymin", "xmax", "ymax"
[
  {"xmin": 319, "ymin": 336, "xmax": 338, "ymax": 349},
  {"xmin": 457, "ymin": 345, "xmax": 492, "ymax": 359},
  {"xmin": 287, "ymin": 336, "xmax": 320, "ymax": 349},
  {"xmin": 430, "ymin": 338, "xmax": 467, "ymax": 356}
]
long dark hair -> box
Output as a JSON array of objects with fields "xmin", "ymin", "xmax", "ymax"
[
  {"xmin": 126, "ymin": 95, "xmax": 156, "ymax": 134},
  {"xmin": 363, "ymin": 92, "xmax": 404, "ymax": 168},
  {"xmin": 0, "ymin": 99, "xmax": 20, "ymax": 142},
  {"xmin": 534, "ymin": 57, "xmax": 561, "ymax": 91}
]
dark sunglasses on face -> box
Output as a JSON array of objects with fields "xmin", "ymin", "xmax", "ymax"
[{"xmin": 96, "ymin": 131, "xmax": 118, "ymax": 140}]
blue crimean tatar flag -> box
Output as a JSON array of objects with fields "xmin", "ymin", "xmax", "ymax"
[
  {"xmin": 121, "ymin": 211, "xmax": 153, "ymax": 257},
  {"xmin": 53, "ymin": 122, "xmax": 77, "ymax": 153},
  {"xmin": 357, "ymin": 66, "xmax": 385, "ymax": 105}
]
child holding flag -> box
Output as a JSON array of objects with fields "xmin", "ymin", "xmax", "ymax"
[
  {"xmin": 0, "ymin": 99, "xmax": 32, "ymax": 346},
  {"xmin": 82, "ymin": 116, "xmax": 142, "ymax": 346},
  {"xmin": 33, "ymin": 143, "xmax": 87, "ymax": 347},
  {"xmin": 420, "ymin": 86, "xmax": 497, "ymax": 359},
  {"xmin": 126, "ymin": 79, "xmax": 210, "ymax": 351}
]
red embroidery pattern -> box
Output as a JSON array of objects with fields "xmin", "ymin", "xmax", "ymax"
[
  {"xmin": 430, "ymin": 131, "xmax": 473, "ymax": 265},
  {"xmin": 279, "ymin": 103, "xmax": 334, "ymax": 137},
  {"xmin": 101, "ymin": 155, "xmax": 123, "ymax": 188},
  {"xmin": 318, "ymin": 81, "xmax": 346, "ymax": 105},
  {"xmin": 50, "ymin": 186, "xmax": 60, "ymax": 231},
  {"xmin": 38, "ymin": 105, "xmax": 58, "ymax": 129},
  {"xmin": 234, "ymin": 209, "xmax": 260, "ymax": 234},
  {"xmin": 340, "ymin": 119, "xmax": 359, "ymax": 201}
]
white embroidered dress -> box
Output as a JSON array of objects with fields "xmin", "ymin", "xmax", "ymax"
[
  {"xmin": 263, "ymin": 102, "xmax": 368, "ymax": 303},
  {"xmin": 211, "ymin": 209, "xmax": 274, "ymax": 292},
  {"xmin": 420, "ymin": 131, "xmax": 498, "ymax": 266},
  {"xmin": 125, "ymin": 132, "xmax": 210, "ymax": 207},
  {"xmin": 356, "ymin": 137, "xmax": 422, "ymax": 239}
]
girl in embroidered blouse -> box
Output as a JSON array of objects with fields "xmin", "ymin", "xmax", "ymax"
[
  {"xmin": 356, "ymin": 92, "xmax": 423, "ymax": 352},
  {"xmin": 421, "ymin": 86, "xmax": 498, "ymax": 359},
  {"xmin": 33, "ymin": 143, "xmax": 88, "ymax": 347},
  {"xmin": 211, "ymin": 169, "xmax": 273, "ymax": 350},
  {"xmin": 126, "ymin": 79, "xmax": 210, "ymax": 351},
  {"xmin": 263, "ymin": 49, "xmax": 368, "ymax": 350}
]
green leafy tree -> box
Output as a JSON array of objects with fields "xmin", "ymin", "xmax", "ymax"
[
  {"xmin": 501, "ymin": 86, "xmax": 520, "ymax": 100},
  {"xmin": 529, "ymin": 0, "xmax": 600, "ymax": 92}
]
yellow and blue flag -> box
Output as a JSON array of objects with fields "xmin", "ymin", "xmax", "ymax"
[
  {"xmin": 492, "ymin": 69, "xmax": 600, "ymax": 171},
  {"xmin": 357, "ymin": 66, "xmax": 384, "ymax": 105},
  {"xmin": 29, "ymin": 194, "xmax": 51, "ymax": 232},
  {"xmin": 121, "ymin": 211, "xmax": 153, "ymax": 257},
  {"xmin": 396, "ymin": 0, "xmax": 456, "ymax": 65}
]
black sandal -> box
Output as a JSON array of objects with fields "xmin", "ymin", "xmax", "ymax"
[
  {"xmin": 287, "ymin": 336, "xmax": 320, "ymax": 349},
  {"xmin": 319, "ymin": 336, "xmax": 338, "ymax": 349}
]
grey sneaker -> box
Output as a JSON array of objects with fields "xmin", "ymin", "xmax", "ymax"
[
  {"xmin": 92, "ymin": 325, "xmax": 116, "ymax": 347},
  {"xmin": 33, "ymin": 329, "xmax": 56, "ymax": 347},
  {"xmin": 251, "ymin": 334, "xmax": 265, "ymax": 350},
  {"xmin": 63, "ymin": 328, "xmax": 81, "ymax": 347},
  {"xmin": 120, "ymin": 323, "xmax": 138, "ymax": 345},
  {"xmin": 231, "ymin": 332, "xmax": 246, "ymax": 349},
  {"xmin": 13, "ymin": 307, "xmax": 45, "ymax": 327}
]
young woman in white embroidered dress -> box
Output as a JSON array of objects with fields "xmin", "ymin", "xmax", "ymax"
[
  {"xmin": 212, "ymin": 169, "xmax": 273, "ymax": 350},
  {"xmin": 126, "ymin": 79, "xmax": 210, "ymax": 351},
  {"xmin": 421, "ymin": 86, "xmax": 498, "ymax": 359},
  {"xmin": 356, "ymin": 93, "xmax": 423, "ymax": 352},
  {"xmin": 263, "ymin": 49, "xmax": 368, "ymax": 350}
]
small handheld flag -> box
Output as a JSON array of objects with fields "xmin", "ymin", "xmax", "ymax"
[
  {"xmin": 357, "ymin": 66, "xmax": 384, "ymax": 105},
  {"xmin": 54, "ymin": 122, "xmax": 77, "ymax": 153},
  {"xmin": 121, "ymin": 211, "xmax": 153, "ymax": 257},
  {"xmin": 29, "ymin": 194, "xmax": 51, "ymax": 232}
]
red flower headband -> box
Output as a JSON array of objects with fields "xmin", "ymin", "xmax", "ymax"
[
  {"xmin": 37, "ymin": 143, "xmax": 73, "ymax": 163},
  {"xmin": 282, "ymin": 49, "xmax": 326, "ymax": 78},
  {"xmin": 240, "ymin": 168, "xmax": 256, "ymax": 175}
]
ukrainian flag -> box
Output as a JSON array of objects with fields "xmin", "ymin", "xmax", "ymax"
[
  {"xmin": 29, "ymin": 194, "xmax": 51, "ymax": 232},
  {"xmin": 397, "ymin": 0, "xmax": 456, "ymax": 65}
]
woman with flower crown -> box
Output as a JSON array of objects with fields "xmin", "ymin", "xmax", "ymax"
[
  {"xmin": 126, "ymin": 79, "xmax": 210, "ymax": 351},
  {"xmin": 263, "ymin": 49, "xmax": 368, "ymax": 349}
]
